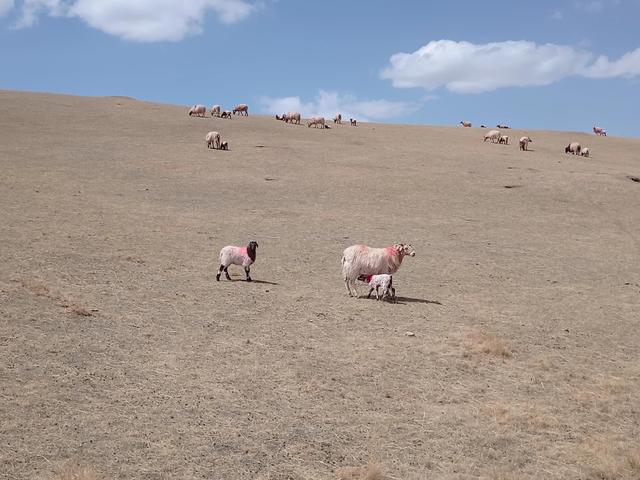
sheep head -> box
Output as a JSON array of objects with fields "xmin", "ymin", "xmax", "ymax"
[{"xmin": 394, "ymin": 244, "xmax": 415, "ymax": 257}]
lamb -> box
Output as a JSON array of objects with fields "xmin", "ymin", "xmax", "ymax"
[
  {"xmin": 220, "ymin": 141, "xmax": 229, "ymax": 150},
  {"xmin": 519, "ymin": 136, "xmax": 533, "ymax": 151},
  {"xmin": 484, "ymin": 130, "xmax": 501, "ymax": 143},
  {"xmin": 216, "ymin": 241, "xmax": 258, "ymax": 282},
  {"xmin": 220, "ymin": 110, "xmax": 233, "ymax": 119},
  {"xmin": 275, "ymin": 114, "xmax": 284, "ymax": 120},
  {"xmin": 211, "ymin": 105, "xmax": 221, "ymax": 117},
  {"xmin": 499, "ymin": 135, "xmax": 509, "ymax": 145},
  {"xmin": 565, "ymin": 142, "xmax": 581, "ymax": 155},
  {"xmin": 358, "ymin": 274, "xmax": 396, "ymax": 302},
  {"xmin": 284, "ymin": 111, "xmax": 301, "ymax": 124},
  {"xmin": 342, "ymin": 243, "xmax": 415, "ymax": 297},
  {"xmin": 334, "ymin": 113, "xmax": 342, "ymax": 124},
  {"xmin": 188, "ymin": 104, "xmax": 206, "ymax": 117},
  {"xmin": 307, "ymin": 116, "xmax": 326, "ymax": 129},
  {"xmin": 460, "ymin": 120, "xmax": 472, "ymax": 127},
  {"xmin": 233, "ymin": 104, "xmax": 249, "ymax": 116},
  {"xmin": 581, "ymin": 147, "xmax": 590, "ymax": 157},
  {"xmin": 593, "ymin": 126, "xmax": 607, "ymax": 136},
  {"xmin": 205, "ymin": 131, "xmax": 221, "ymax": 149},
  {"xmin": 350, "ymin": 118, "xmax": 357, "ymax": 126}
]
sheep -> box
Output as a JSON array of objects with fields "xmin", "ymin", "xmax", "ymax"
[
  {"xmin": 519, "ymin": 136, "xmax": 533, "ymax": 151},
  {"xmin": 205, "ymin": 131, "xmax": 221, "ymax": 149},
  {"xmin": 307, "ymin": 116, "xmax": 326, "ymax": 129},
  {"xmin": 220, "ymin": 110, "xmax": 233, "ymax": 119},
  {"xmin": 334, "ymin": 113, "xmax": 342, "ymax": 124},
  {"xmin": 581, "ymin": 147, "xmax": 590, "ymax": 157},
  {"xmin": 496, "ymin": 124, "xmax": 510, "ymax": 129},
  {"xmin": 350, "ymin": 118, "xmax": 357, "ymax": 126},
  {"xmin": 484, "ymin": 130, "xmax": 501, "ymax": 143},
  {"xmin": 593, "ymin": 126, "xmax": 607, "ymax": 136},
  {"xmin": 220, "ymin": 141, "xmax": 229, "ymax": 151},
  {"xmin": 480, "ymin": 124, "xmax": 487, "ymax": 128},
  {"xmin": 233, "ymin": 104, "xmax": 249, "ymax": 116},
  {"xmin": 358, "ymin": 274, "xmax": 396, "ymax": 302},
  {"xmin": 211, "ymin": 105, "xmax": 221, "ymax": 117},
  {"xmin": 499, "ymin": 135, "xmax": 509, "ymax": 145},
  {"xmin": 275, "ymin": 114, "xmax": 284, "ymax": 120},
  {"xmin": 216, "ymin": 241, "xmax": 258, "ymax": 282},
  {"xmin": 342, "ymin": 243, "xmax": 415, "ymax": 297},
  {"xmin": 284, "ymin": 111, "xmax": 301, "ymax": 124},
  {"xmin": 460, "ymin": 120, "xmax": 472, "ymax": 127},
  {"xmin": 565, "ymin": 142, "xmax": 581, "ymax": 155},
  {"xmin": 188, "ymin": 104, "xmax": 206, "ymax": 117}
]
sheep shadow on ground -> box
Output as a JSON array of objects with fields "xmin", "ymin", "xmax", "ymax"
[
  {"xmin": 218, "ymin": 278, "xmax": 279, "ymax": 285},
  {"xmin": 394, "ymin": 296, "xmax": 442, "ymax": 305}
]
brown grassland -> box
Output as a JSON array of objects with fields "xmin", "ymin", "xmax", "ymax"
[{"xmin": 1, "ymin": 90, "xmax": 639, "ymax": 479}]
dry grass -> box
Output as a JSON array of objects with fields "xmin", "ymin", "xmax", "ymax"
[
  {"xmin": 336, "ymin": 462, "xmax": 384, "ymax": 480},
  {"xmin": 580, "ymin": 439, "xmax": 640, "ymax": 480},
  {"xmin": 17, "ymin": 279, "xmax": 93, "ymax": 316},
  {"xmin": 51, "ymin": 464, "xmax": 102, "ymax": 480},
  {"xmin": 465, "ymin": 328, "xmax": 513, "ymax": 357}
]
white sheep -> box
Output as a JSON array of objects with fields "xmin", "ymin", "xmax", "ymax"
[
  {"xmin": 334, "ymin": 113, "xmax": 342, "ymax": 124},
  {"xmin": 216, "ymin": 240, "xmax": 258, "ymax": 282},
  {"xmin": 581, "ymin": 147, "xmax": 590, "ymax": 157},
  {"xmin": 499, "ymin": 135, "xmax": 509, "ymax": 145},
  {"xmin": 211, "ymin": 105, "xmax": 221, "ymax": 117},
  {"xmin": 593, "ymin": 126, "xmax": 607, "ymax": 136},
  {"xmin": 205, "ymin": 131, "xmax": 221, "ymax": 149},
  {"xmin": 358, "ymin": 274, "xmax": 396, "ymax": 302},
  {"xmin": 233, "ymin": 104, "xmax": 249, "ymax": 116},
  {"xmin": 519, "ymin": 136, "xmax": 533, "ymax": 151},
  {"xmin": 284, "ymin": 111, "xmax": 301, "ymax": 124},
  {"xmin": 565, "ymin": 142, "xmax": 581, "ymax": 155},
  {"xmin": 484, "ymin": 130, "xmax": 501, "ymax": 143},
  {"xmin": 460, "ymin": 120, "xmax": 472, "ymax": 127},
  {"xmin": 342, "ymin": 243, "xmax": 415, "ymax": 297},
  {"xmin": 307, "ymin": 116, "xmax": 326, "ymax": 129},
  {"xmin": 189, "ymin": 104, "xmax": 206, "ymax": 117},
  {"xmin": 350, "ymin": 118, "xmax": 357, "ymax": 126}
]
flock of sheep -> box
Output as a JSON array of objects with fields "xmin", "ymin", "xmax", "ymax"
[
  {"xmin": 188, "ymin": 104, "xmax": 608, "ymax": 301},
  {"xmin": 473, "ymin": 121, "xmax": 606, "ymax": 157}
]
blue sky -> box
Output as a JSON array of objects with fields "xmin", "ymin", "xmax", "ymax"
[{"xmin": 1, "ymin": 1, "xmax": 639, "ymax": 136}]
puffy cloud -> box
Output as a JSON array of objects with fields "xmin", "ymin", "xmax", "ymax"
[
  {"xmin": 13, "ymin": 0, "xmax": 257, "ymax": 41},
  {"xmin": 0, "ymin": 0, "xmax": 14, "ymax": 17},
  {"xmin": 259, "ymin": 90, "xmax": 421, "ymax": 122},
  {"xmin": 382, "ymin": 40, "xmax": 640, "ymax": 94}
]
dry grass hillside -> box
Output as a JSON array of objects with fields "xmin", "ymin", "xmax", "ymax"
[{"xmin": 1, "ymin": 90, "xmax": 639, "ymax": 480}]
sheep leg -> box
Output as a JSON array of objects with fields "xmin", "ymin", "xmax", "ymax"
[
  {"xmin": 344, "ymin": 278, "xmax": 353, "ymax": 296},
  {"xmin": 350, "ymin": 280, "xmax": 359, "ymax": 298},
  {"xmin": 216, "ymin": 265, "xmax": 225, "ymax": 281},
  {"xmin": 224, "ymin": 266, "xmax": 231, "ymax": 281},
  {"xmin": 391, "ymin": 287, "xmax": 396, "ymax": 303},
  {"xmin": 244, "ymin": 267, "xmax": 252, "ymax": 282},
  {"xmin": 375, "ymin": 286, "xmax": 380, "ymax": 301},
  {"xmin": 367, "ymin": 287, "xmax": 373, "ymax": 299}
]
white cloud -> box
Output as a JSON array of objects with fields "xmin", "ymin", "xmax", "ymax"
[
  {"xmin": 382, "ymin": 40, "xmax": 640, "ymax": 94},
  {"xmin": 258, "ymin": 90, "xmax": 421, "ymax": 122},
  {"xmin": 0, "ymin": 0, "xmax": 14, "ymax": 17},
  {"xmin": 13, "ymin": 0, "xmax": 257, "ymax": 41}
]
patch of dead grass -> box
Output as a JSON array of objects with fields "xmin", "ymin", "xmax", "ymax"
[
  {"xmin": 336, "ymin": 461, "xmax": 384, "ymax": 480},
  {"xmin": 16, "ymin": 279, "xmax": 94, "ymax": 317},
  {"xmin": 465, "ymin": 328, "xmax": 512, "ymax": 358},
  {"xmin": 580, "ymin": 438, "xmax": 640, "ymax": 480},
  {"xmin": 52, "ymin": 464, "xmax": 103, "ymax": 480}
]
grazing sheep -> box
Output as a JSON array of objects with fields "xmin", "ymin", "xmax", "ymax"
[
  {"xmin": 593, "ymin": 126, "xmax": 607, "ymax": 136},
  {"xmin": 284, "ymin": 111, "xmax": 301, "ymax": 124},
  {"xmin": 189, "ymin": 104, "xmax": 206, "ymax": 117},
  {"xmin": 220, "ymin": 141, "xmax": 229, "ymax": 151},
  {"xmin": 275, "ymin": 114, "xmax": 283, "ymax": 120},
  {"xmin": 342, "ymin": 243, "xmax": 415, "ymax": 297},
  {"xmin": 499, "ymin": 135, "xmax": 509, "ymax": 145},
  {"xmin": 496, "ymin": 124, "xmax": 510, "ymax": 129},
  {"xmin": 233, "ymin": 104, "xmax": 249, "ymax": 116},
  {"xmin": 460, "ymin": 120, "xmax": 472, "ymax": 127},
  {"xmin": 205, "ymin": 131, "xmax": 221, "ymax": 149},
  {"xmin": 350, "ymin": 118, "xmax": 357, "ymax": 126},
  {"xmin": 519, "ymin": 136, "xmax": 533, "ymax": 151},
  {"xmin": 216, "ymin": 241, "xmax": 258, "ymax": 282},
  {"xmin": 565, "ymin": 142, "xmax": 582, "ymax": 155},
  {"xmin": 480, "ymin": 125, "xmax": 486, "ymax": 128},
  {"xmin": 484, "ymin": 130, "xmax": 502, "ymax": 143},
  {"xmin": 358, "ymin": 274, "xmax": 396, "ymax": 302},
  {"xmin": 581, "ymin": 147, "xmax": 590, "ymax": 157},
  {"xmin": 220, "ymin": 110, "xmax": 233, "ymax": 119},
  {"xmin": 307, "ymin": 116, "xmax": 326, "ymax": 129},
  {"xmin": 211, "ymin": 105, "xmax": 221, "ymax": 117},
  {"xmin": 334, "ymin": 113, "xmax": 342, "ymax": 124}
]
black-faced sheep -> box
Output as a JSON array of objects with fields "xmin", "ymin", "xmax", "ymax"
[
  {"xmin": 211, "ymin": 105, "xmax": 221, "ymax": 117},
  {"xmin": 593, "ymin": 126, "xmax": 607, "ymax": 136},
  {"xmin": 189, "ymin": 104, "xmax": 206, "ymax": 117},
  {"xmin": 565, "ymin": 142, "xmax": 581, "ymax": 155},
  {"xmin": 519, "ymin": 136, "xmax": 533, "ymax": 151},
  {"xmin": 233, "ymin": 104, "xmax": 249, "ymax": 116},
  {"xmin": 216, "ymin": 241, "xmax": 258, "ymax": 282},
  {"xmin": 460, "ymin": 120, "xmax": 472, "ymax": 127}
]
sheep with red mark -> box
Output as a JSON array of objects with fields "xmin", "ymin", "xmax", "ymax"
[
  {"xmin": 460, "ymin": 120, "xmax": 472, "ymax": 127},
  {"xmin": 358, "ymin": 274, "xmax": 396, "ymax": 302},
  {"xmin": 342, "ymin": 244, "xmax": 415, "ymax": 297},
  {"xmin": 216, "ymin": 241, "xmax": 258, "ymax": 282},
  {"xmin": 307, "ymin": 116, "xmax": 326, "ymax": 129},
  {"xmin": 211, "ymin": 105, "xmax": 221, "ymax": 117},
  {"xmin": 205, "ymin": 131, "xmax": 221, "ymax": 149},
  {"xmin": 593, "ymin": 126, "xmax": 607, "ymax": 136},
  {"xmin": 565, "ymin": 142, "xmax": 581, "ymax": 155},
  {"xmin": 233, "ymin": 104, "xmax": 249, "ymax": 116},
  {"xmin": 189, "ymin": 104, "xmax": 206, "ymax": 117}
]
